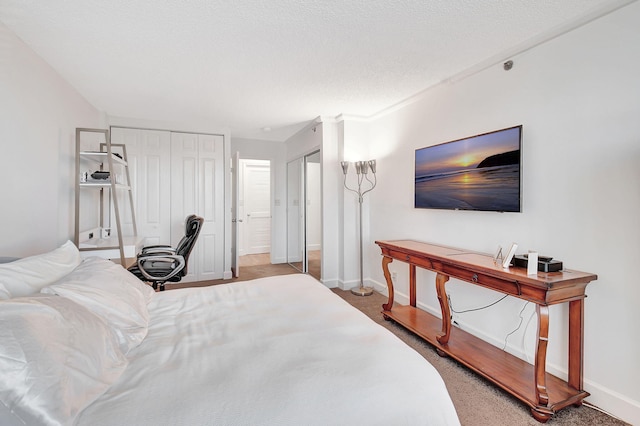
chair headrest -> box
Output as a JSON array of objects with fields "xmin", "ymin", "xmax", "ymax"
[{"xmin": 185, "ymin": 215, "xmax": 204, "ymax": 237}]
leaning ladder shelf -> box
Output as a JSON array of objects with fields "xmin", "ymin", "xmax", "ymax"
[{"xmin": 74, "ymin": 128, "xmax": 138, "ymax": 266}]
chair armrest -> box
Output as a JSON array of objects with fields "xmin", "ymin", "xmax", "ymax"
[
  {"xmin": 142, "ymin": 244, "xmax": 172, "ymax": 250},
  {"xmin": 140, "ymin": 245, "xmax": 176, "ymax": 255},
  {"xmin": 137, "ymin": 255, "xmax": 186, "ymax": 281}
]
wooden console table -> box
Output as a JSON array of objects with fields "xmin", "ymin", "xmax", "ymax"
[{"xmin": 376, "ymin": 240, "xmax": 597, "ymax": 423}]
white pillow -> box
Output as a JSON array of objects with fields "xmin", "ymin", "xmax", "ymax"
[
  {"xmin": 0, "ymin": 294, "xmax": 128, "ymax": 426},
  {"xmin": 0, "ymin": 240, "xmax": 82, "ymax": 299},
  {"xmin": 42, "ymin": 257, "xmax": 155, "ymax": 353}
]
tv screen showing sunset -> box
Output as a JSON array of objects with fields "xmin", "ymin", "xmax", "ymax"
[{"xmin": 415, "ymin": 126, "xmax": 522, "ymax": 212}]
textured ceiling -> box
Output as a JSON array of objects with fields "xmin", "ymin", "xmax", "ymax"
[{"xmin": 0, "ymin": 0, "xmax": 633, "ymax": 141}]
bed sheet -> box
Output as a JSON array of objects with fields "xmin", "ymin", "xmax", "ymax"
[{"xmin": 76, "ymin": 274, "xmax": 460, "ymax": 425}]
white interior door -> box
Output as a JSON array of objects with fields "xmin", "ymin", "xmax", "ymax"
[
  {"xmin": 198, "ymin": 134, "xmax": 225, "ymax": 280},
  {"xmin": 241, "ymin": 159, "xmax": 271, "ymax": 255},
  {"xmin": 110, "ymin": 127, "xmax": 171, "ymax": 246},
  {"xmin": 171, "ymin": 132, "xmax": 225, "ymax": 282}
]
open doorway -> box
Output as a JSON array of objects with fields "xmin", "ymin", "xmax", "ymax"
[{"xmin": 238, "ymin": 159, "xmax": 271, "ymax": 268}]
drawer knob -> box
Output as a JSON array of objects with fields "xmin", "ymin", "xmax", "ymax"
[
  {"xmin": 406, "ymin": 255, "xmax": 410, "ymax": 261},
  {"xmin": 472, "ymin": 274, "xmax": 479, "ymax": 283}
]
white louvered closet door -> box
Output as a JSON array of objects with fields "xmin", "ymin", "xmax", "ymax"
[{"xmin": 170, "ymin": 132, "xmax": 225, "ymax": 281}]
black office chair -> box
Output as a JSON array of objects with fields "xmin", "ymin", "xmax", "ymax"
[{"xmin": 128, "ymin": 215, "xmax": 204, "ymax": 291}]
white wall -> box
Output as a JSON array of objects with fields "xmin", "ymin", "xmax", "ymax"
[
  {"xmin": 285, "ymin": 119, "xmax": 323, "ymax": 162},
  {"xmin": 318, "ymin": 119, "xmax": 341, "ymax": 288},
  {"xmin": 0, "ymin": 21, "xmax": 101, "ymax": 256},
  {"xmin": 231, "ymin": 137, "xmax": 287, "ymax": 263},
  {"xmin": 359, "ymin": 3, "xmax": 640, "ymax": 423}
]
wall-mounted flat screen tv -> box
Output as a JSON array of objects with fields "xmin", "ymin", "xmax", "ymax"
[{"xmin": 415, "ymin": 125, "xmax": 522, "ymax": 212}]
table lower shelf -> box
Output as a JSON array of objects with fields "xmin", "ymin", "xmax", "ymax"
[{"xmin": 383, "ymin": 305, "xmax": 588, "ymax": 418}]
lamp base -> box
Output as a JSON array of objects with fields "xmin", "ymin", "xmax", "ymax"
[{"xmin": 350, "ymin": 286, "xmax": 374, "ymax": 296}]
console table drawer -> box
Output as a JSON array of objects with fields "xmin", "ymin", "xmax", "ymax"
[
  {"xmin": 442, "ymin": 264, "xmax": 521, "ymax": 296},
  {"xmin": 386, "ymin": 249, "xmax": 434, "ymax": 270}
]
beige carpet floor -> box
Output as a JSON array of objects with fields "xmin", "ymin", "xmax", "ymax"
[{"xmin": 167, "ymin": 262, "xmax": 627, "ymax": 425}]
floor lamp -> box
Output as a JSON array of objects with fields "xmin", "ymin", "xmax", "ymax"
[{"xmin": 341, "ymin": 159, "xmax": 377, "ymax": 296}]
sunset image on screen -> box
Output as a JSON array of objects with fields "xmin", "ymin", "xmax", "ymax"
[{"xmin": 414, "ymin": 126, "xmax": 521, "ymax": 212}]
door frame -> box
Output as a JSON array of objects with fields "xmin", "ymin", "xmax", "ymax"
[{"xmin": 231, "ymin": 152, "xmax": 240, "ymax": 277}]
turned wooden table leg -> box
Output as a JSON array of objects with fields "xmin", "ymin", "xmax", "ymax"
[
  {"xmin": 381, "ymin": 256, "xmax": 394, "ymax": 311},
  {"xmin": 535, "ymin": 305, "xmax": 550, "ymax": 407},
  {"xmin": 435, "ymin": 273, "xmax": 451, "ymax": 345}
]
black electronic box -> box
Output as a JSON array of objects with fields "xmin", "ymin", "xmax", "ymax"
[{"xmin": 512, "ymin": 254, "xmax": 563, "ymax": 273}]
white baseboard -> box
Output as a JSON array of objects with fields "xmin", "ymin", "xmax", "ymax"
[
  {"xmin": 582, "ymin": 379, "xmax": 640, "ymax": 425},
  {"xmin": 337, "ymin": 278, "xmax": 371, "ymax": 292},
  {"xmin": 320, "ymin": 278, "xmax": 339, "ymax": 288}
]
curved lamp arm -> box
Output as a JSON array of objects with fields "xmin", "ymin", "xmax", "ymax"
[{"xmin": 341, "ymin": 160, "xmax": 377, "ymax": 201}]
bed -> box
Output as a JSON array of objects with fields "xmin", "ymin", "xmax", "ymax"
[{"xmin": 0, "ymin": 241, "xmax": 460, "ymax": 425}]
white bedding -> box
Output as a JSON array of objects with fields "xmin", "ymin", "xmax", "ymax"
[
  {"xmin": 77, "ymin": 274, "xmax": 459, "ymax": 425},
  {"xmin": 1, "ymin": 247, "xmax": 459, "ymax": 426}
]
